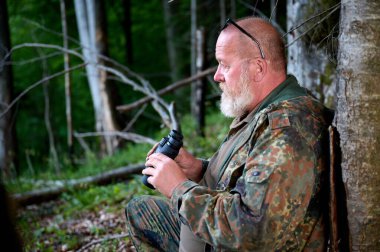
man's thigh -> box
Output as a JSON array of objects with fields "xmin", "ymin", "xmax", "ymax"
[{"xmin": 126, "ymin": 195, "xmax": 180, "ymax": 252}]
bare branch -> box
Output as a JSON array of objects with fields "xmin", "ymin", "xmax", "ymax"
[
  {"xmin": 0, "ymin": 64, "xmax": 86, "ymax": 119},
  {"xmin": 76, "ymin": 233, "xmax": 129, "ymax": 252},
  {"xmin": 117, "ymin": 66, "xmax": 217, "ymax": 113},
  {"xmin": 3, "ymin": 42, "xmax": 179, "ymax": 129},
  {"xmin": 74, "ymin": 131, "xmax": 156, "ymax": 145}
]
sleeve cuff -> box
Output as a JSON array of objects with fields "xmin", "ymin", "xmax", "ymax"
[{"xmin": 170, "ymin": 180, "xmax": 198, "ymax": 218}]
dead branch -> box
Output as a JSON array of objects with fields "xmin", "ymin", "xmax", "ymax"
[
  {"xmin": 0, "ymin": 63, "xmax": 86, "ymax": 119},
  {"xmin": 116, "ymin": 66, "xmax": 217, "ymax": 113},
  {"xmin": 76, "ymin": 233, "xmax": 129, "ymax": 252},
  {"xmin": 74, "ymin": 131, "xmax": 156, "ymax": 145},
  {"xmin": 3, "ymin": 42, "xmax": 181, "ymax": 130},
  {"xmin": 13, "ymin": 163, "xmax": 145, "ymax": 206}
]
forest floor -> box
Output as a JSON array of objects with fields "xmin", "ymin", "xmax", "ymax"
[{"xmin": 15, "ymin": 179, "xmax": 152, "ymax": 251}]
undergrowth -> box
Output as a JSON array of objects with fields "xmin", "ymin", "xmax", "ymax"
[{"xmin": 9, "ymin": 109, "xmax": 231, "ymax": 251}]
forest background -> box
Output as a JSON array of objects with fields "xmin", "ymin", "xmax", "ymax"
[{"xmin": 0, "ymin": 0, "xmax": 379, "ymax": 251}]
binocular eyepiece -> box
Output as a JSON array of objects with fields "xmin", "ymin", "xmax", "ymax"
[{"xmin": 142, "ymin": 130, "xmax": 183, "ymax": 189}]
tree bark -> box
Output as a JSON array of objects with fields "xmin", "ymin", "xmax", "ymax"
[
  {"xmin": 0, "ymin": 0, "xmax": 17, "ymax": 179},
  {"xmin": 335, "ymin": 0, "xmax": 380, "ymax": 250}
]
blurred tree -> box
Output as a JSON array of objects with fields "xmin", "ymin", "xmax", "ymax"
[
  {"xmin": 122, "ymin": 0, "xmax": 133, "ymax": 65},
  {"xmin": 286, "ymin": 0, "xmax": 339, "ymax": 107},
  {"xmin": 0, "ymin": 0, "xmax": 18, "ymax": 179}
]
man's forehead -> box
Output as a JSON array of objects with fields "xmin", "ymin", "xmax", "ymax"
[{"xmin": 215, "ymin": 30, "xmax": 240, "ymax": 53}]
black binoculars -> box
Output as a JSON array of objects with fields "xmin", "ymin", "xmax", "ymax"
[{"xmin": 142, "ymin": 130, "xmax": 183, "ymax": 189}]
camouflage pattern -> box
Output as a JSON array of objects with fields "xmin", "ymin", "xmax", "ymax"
[
  {"xmin": 126, "ymin": 196, "xmax": 180, "ymax": 251},
  {"xmin": 170, "ymin": 77, "xmax": 330, "ymax": 251},
  {"xmin": 126, "ymin": 76, "xmax": 330, "ymax": 251}
]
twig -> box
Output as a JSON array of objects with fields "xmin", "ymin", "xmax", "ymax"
[
  {"xmin": 283, "ymin": 2, "xmax": 341, "ymax": 39},
  {"xmin": 123, "ymin": 104, "xmax": 147, "ymax": 132},
  {"xmin": 76, "ymin": 233, "xmax": 129, "ymax": 252},
  {"xmin": 0, "ymin": 64, "xmax": 86, "ymax": 119},
  {"xmin": 286, "ymin": 4, "xmax": 340, "ymax": 48}
]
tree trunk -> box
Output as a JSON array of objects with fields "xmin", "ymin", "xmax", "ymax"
[
  {"xmin": 194, "ymin": 28, "xmax": 206, "ymax": 136},
  {"xmin": 286, "ymin": 0, "xmax": 337, "ymax": 107},
  {"xmin": 0, "ymin": 0, "xmax": 17, "ymax": 179},
  {"xmin": 74, "ymin": 0, "xmax": 121, "ymax": 156},
  {"xmin": 190, "ymin": 0, "xmax": 197, "ymax": 117},
  {"xmin": 163, "ymin": 0, "xmax": 180, "ymax": 83},
  {"xmin": 122, "ymin": 0, "xmax": 133, "ymax": 65},
  {"xmin": 60, "ymin": 0, "xmax": 74, "ymax": 163},
  {"xmin": 219, "ymin": 0, "xmax": 226, "ymax": 27},
  {"xmin": 335, "ymin": 0, "xmax": 380, "ymax": 250}
]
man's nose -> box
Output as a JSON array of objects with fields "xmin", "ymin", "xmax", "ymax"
[{"xmin": 214, "ymin": 67, "xmax": 225, "ymax": 83}]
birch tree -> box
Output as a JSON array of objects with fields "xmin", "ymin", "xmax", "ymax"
[
  {"xmin": 335, "ymin": 0, "xmax": 380, "ymax": 250},
  {"xmin": 74, "ymin": 0, "xmax": 121, "ymax": 155}
]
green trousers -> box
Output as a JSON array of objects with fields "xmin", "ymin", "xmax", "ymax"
[
  {"xmin": 125, "ymin": 196, "xmax": 207, "ymax": 252},
  {"xmin": 125, "ymin": 196, "xmax": 180, "ymax": 251}
]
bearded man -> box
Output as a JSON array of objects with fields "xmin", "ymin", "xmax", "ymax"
[{"xmin": 125, "ymin": 17, "xmax": 330, "ymax": 251}]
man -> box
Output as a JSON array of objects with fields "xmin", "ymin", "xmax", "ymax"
[{"xmin": 126, "ymin": 16, "xmax": 330, "ymax": 251}]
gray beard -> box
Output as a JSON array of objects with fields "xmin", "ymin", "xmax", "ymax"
[{"xmin": 220, "ymin": 70, "xmax": 253, "ymax": 118}]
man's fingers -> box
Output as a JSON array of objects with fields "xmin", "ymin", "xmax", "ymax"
[
  {"xmin": 142, "ymin": 167, "xmax": 155, "ymax": 176},
  {"xmin": 147, "ymin": 143, "xmax": 159, "ymax": 158}
]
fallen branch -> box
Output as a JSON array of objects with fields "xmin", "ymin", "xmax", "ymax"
[
  {"xmin": 76, "ymin": 233, "xmax": 129, "ymax": 252},
  {"xmin": 13, "ymin": 163, "xmax": 145, "ymax": 206},
  {"xmin": 116, "ymin": 66, "xmax": 217, "ymax": 113}
]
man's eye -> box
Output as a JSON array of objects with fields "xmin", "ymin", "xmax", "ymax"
[{"xmin": 220, "ymin": 63, "xmax": 229, "ymax": 70}]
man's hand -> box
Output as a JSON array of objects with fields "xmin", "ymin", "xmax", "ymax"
[
  {"xmin": 144, "ymin": 153, "xmax": 188, "ymax": 198},
  {"xmin": 175, "ymin": 148, "xmax": 204, "ymax": 182}
]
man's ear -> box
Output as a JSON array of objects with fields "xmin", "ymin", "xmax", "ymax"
[{"xmin": 252, "ymin": 59, "xmax": 267, "ymax": 82}]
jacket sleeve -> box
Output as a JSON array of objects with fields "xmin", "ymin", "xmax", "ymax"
[{"xmin": 170, "ymin": 112, "xmax": 325, "ymax": 251}]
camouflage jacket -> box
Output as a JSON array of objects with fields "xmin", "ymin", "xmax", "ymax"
[{"xmin": 171, "ymin": 76, "xmax": 330, "ymax": 251}]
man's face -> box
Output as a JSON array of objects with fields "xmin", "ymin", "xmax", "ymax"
[
  {"xmin": 214, "ymin": 32, "xmax": 255, "ymax": 118},
  {"xmin": 219, "ymin": 64, "xmax": 253, "ymax": 118}
]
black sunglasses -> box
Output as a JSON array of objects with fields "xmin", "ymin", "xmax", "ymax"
[{"xmin": 221, "ymin": 18, "xmax": 265, "ymax": 59}]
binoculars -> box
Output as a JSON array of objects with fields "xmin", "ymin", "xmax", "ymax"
[{"xmin": 142, "ymin": 130, "xmax": 183, "ymax": 189}]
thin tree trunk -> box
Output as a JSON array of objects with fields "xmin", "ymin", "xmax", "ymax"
[
  {"xmin": 229, "ymin": 0, "xmax": 236, "ymax": 20},
  {"xmin": 190, "ymin": 0, "xmax": 197, "ymax": 117},
  {"xmin": 163, "ymin": 0, "xmax": 180, "ymax": 83},
  {"xmin": 0, "ymin": 0, "xmax": 17, "ymax": 179},
  {"xmin": 32, "ymin": 33, "xmax": 61, "ymax": 174},
  {"xmin": 194, "ymin": 28, "xmax": 206, "ymax": 136},
  {"xmin": 122, "ymin": 0, "xmax": 133, "ymax": 64},
  {"xmin": 60, "ymin": 0, "xmax": 74, "ymax": 163},
  {"xmin": 220, "ymin": 0, "xmax": 226, "ymax": 27},
  {"xmin": 335, "ymin": 0, "xmax": 380, "ymax": 250},
  {"xmin": 270, "ymin": 0, "xmax": 277, "ymax": 22}
]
